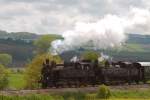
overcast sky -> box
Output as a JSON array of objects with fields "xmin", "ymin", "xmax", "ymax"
[{"xmin": 0, "ymin": 0, "xmax": 149, "ymax": 34}]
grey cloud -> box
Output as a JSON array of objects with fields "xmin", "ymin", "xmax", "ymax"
[
  {"xmin": 0, "ymin": 0, "xmax": 50, "ymax": 3},
  {"xmin": 0, "ymin": 0, "xmax": 149, "ymax": 34}
]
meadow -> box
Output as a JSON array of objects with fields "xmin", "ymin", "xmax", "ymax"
[{"xmin": 8, "ymin": 73, "xmax": 25, "ymax": 90}]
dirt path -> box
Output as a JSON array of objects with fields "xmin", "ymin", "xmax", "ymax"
[{"xmin": 0, "ymin": 84, "xmax": 150, "ymax": 95}]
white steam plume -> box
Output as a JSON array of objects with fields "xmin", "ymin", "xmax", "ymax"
[{"xmin": 50, "ymin": 7, "xmax": 150, "ymax": 54}]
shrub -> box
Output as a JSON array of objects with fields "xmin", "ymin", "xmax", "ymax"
[
  {"xmin": 0, "ymin": 53, "xmax": 12, "ymax": 66},
  {"xmin": 96, "ymin": 84, "xmax": 111, "ymax": 99},
  {"xmin": 0, "ymin": 64, "xmax": 9, "ymax": 89}
]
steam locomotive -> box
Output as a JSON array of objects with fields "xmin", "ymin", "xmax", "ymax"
[{"xmin": 40, "ymin": 59, "xmax": 150, "ymax": 88}]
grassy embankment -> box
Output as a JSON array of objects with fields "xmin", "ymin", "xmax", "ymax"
[{"xmin": 1, "ymin": 90, "xmax": 150, "ymax": 100}]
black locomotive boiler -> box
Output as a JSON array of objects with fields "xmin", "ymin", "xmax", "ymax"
[{"xmin": 40, "ymin": 59, "xmax": 150, "ymax": 88}]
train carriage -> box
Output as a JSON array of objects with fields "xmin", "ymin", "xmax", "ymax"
[{"xmin": 139, "ymin": 62, "xmax": 150, "ymax": 83}]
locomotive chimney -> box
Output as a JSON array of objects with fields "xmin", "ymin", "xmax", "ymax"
[{"xmin": 45, "ymin": 58, "xmax": 50, "ymax": 65}]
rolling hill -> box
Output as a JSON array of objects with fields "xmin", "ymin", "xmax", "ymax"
[
  {"xmin": 0, "ymin": 30, "xmax": 150, "ymax": 67},
  {"xmin": 0, "ymin": 31, "xmax": 62, "ymax": 67}
]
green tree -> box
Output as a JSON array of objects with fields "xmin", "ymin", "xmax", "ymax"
[
  {"xmin": 0, "ymin": 53, "xmax": 12, "ymax": 66},
  {"xmin": 0, "ymin": 64, "xmax": 9, "ymax": 89},
  {"xmin": 24, "ymin": 53, "xmax": 62, "ymax": 89},
  {"xmin": 81, "ymin": 51, "xmax": 99, "ymax": 61},
  {"xmin": 33, "ymin": 34, "xmax": 62, "ymax": 54}
]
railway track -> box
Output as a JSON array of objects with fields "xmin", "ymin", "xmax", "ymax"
[{"xmin": 0, "ymin": 84, "xmax": 150, "ymax": 95}]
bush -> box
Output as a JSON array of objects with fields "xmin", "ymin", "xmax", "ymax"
[
  {"xmin": 96, "ymin": 84, "xmax": 111, "ymax": 99},
  {"xmin": 0, "ymin": 64, "xmax": 9, "ymax": 89},
  {"xmin": 0, "ymin": 53, "xmax": 12, "ymax": 66}
]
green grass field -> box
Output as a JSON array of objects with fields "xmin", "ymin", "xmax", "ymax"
[
  {"xmin": 0, "ymin": 95, "xmax": 55, "ymax": 100},
  {"xmin": 111, "ymin": 90, "xmax": 150, "ymax": 99},
  {"xmin": 8, "ymin": 73, "xmax": 25, "ymax": 90}
]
